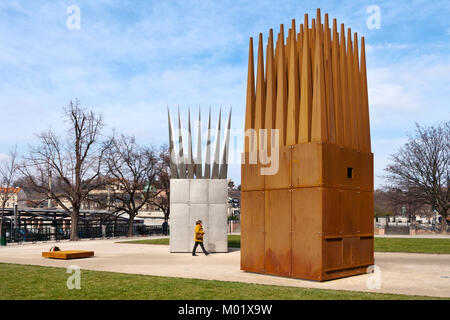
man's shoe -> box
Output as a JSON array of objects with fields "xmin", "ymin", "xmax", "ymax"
[
  {"xmin": 205, "ymin": 252, "xmax": 209, "ymax": 256},
  {"xmin": 192, "ymin": 254, "xmax": 198, "ymax": 256}
]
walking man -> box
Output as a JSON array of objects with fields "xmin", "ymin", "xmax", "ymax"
[{"xmin": 192, "ymin": 220, "xmax": 209, "ymax": 256}]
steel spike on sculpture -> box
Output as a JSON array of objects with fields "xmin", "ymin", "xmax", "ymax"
[
  {"xmin": 168, "ymin": 106, "xmax": 232, "ymax": 253},
  {"xmin": 241, "ymin": 9, "xmax": 374, "ymax": 281}
]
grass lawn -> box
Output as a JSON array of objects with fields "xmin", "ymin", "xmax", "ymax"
[
  {"xmin": 374, "ymin": 237, "xmax": 450, "ymax": 254},
  {"xmin": 0, "ymin": 263, "xmax": 438, "ymax": 300},
  {"xmin": 119, "ymin": 235, "xmax": 450, "ymax": 254}
]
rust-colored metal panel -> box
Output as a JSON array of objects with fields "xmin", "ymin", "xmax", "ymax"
[
  {"xmin": 341, "ymin": 190, "xmax": 353, "ymax": 234},
  {"xmin": 351, "ymin": 237, "xmax": 361, "ymax": 266},
  {"xmin": 240, "ymin": 191, "xmax": 265, "ymax": 273},
  {"xmin": 341, "ymin": 148, "xmax": 358, "ymax": 190},
  {"xmin": 241, "ymin": 152, "xmax": 264, "ymax": 191},
  {"xmin": 360, "ymin": 191, "xmax": 374, "ymax": 234},
  {"xmin": 321, "ymin": 143, "xmax": 375, "ymax": 192},
  {"xmin": 359, "ymin": 236, "xmax": 374, "ymax": 265},
  {"xmin": 323, "ymin": 266, "xmax": 367, "ymax": 281},
  {"xmin": 353, "ymin": 191, "xmax": 362, "ymax": 234},
  {"xmin": 265, "ymin": 189, "xmax": 292, "ymax": 276},
  {"xmin": 264, "ymin": 145, "xmax": 291, "ymax": 190},
  {"xmin": 342, "ymin": 237, "xmax": 352, "ymax": 268},
  {"xmin": 323, "ymin": 187, "xmax": 342, "ymax": 235},
  {"xmin": 325, "ymin": 239, "xmax": 342, "ymax": 270},
  {"xmin": 291, "ymin": 143, "xmax": 322, "ymax": 187},
  {"xmin": 356, "ymin": 151, "xmax": 374, "ymax": 191},
  {"xmin": 291, "ymin": 187, "xmax": 323, "ymax": 281},
  {"xmin": 322, "ymin": 143, "xmax": 341, "ymax": 188}
]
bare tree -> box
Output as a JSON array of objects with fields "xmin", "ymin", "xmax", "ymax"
[
  {"xmin": 385, "ymin": 122, "xmax": 449, "ymax": 232},
  {"xmin": 0, "ymin": 147, "xmax": 19, "ymax": 240},
  {"xmin": 20, "ymin": 100, "xmax": 110, "ymax": 240},
  {"xmin": 148, "ymin": 146, "xmax": 170, "ymax": 223},
  {"xmin": 104, "ymin": 135, "xmax": 161, "ymax": 237}
]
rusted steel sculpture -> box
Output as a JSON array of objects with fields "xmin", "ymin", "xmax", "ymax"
[{"xmin": 241, "ymin": 9, "xmax": 374, "ymax": 281}]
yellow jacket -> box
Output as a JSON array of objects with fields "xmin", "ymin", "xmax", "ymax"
[{"xmin": 195, "ymin": 224, "xmax": 204, "ymax": 242}]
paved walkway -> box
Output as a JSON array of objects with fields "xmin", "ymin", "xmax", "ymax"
[{"xmin": 0, "ymin": 237, "xmax": 449, "ymax": 298}]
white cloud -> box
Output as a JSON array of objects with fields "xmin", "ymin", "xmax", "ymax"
[{"xmin": 365, "ymin": 43, "xmax": 409, "ymax": 52}]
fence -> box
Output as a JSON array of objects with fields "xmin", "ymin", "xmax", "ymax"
[
  {"xmin": 2, "ymin": 223, "xmax": 168, "ymax": 244},
  {"xmin": 378, "ymin": 223, "xmax": 449, "ymax": 235}
]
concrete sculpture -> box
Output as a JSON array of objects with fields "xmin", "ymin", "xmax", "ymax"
[
  {"xmin": 241, "ymin": 9, "xmax": 374, "ymax": 281},
  {"xmin": 168, "ymin": 107, "xmax": 232, "ymax": 253}
]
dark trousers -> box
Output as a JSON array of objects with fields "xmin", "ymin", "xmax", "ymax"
[{"xmin": 192, "ymin": 241, "xmax": 208, "ymax": 254}]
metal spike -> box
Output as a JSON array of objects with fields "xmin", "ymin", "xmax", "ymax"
[
  {"xmin": 177, "ymin": 106, "xmax": 186, "ymax": 178},
  {"xmin": 219, "ymin": 107, "xmax": 232, "ymax": 179},
  {"xmin": 167, "ymin": 106, "xmax": 179, "ymax": 178},
  {"xmin": 195, "ymin": 106, "xmax": 203, "ymax": 179},
  {"xmin": 211, "ymin": 107, "xmax": 222, "ymax": 179},
  {"xmin": 204, "ymin": 106, "xmax": 212, "ymax": 179},
  {"xmin": 187, "ymin": 107, "xmax": 194, "ymax": 179}
]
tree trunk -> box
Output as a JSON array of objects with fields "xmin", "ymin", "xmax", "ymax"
[
  {"xmin": 0, "ymin": 216, "xmax": 3, "ymax": 240},
  {"xmin": 70, "ymin": 208, "xmax": 80, "ymax": 241},
  {"xmin": 127, "ymin": 212, "xmax": 135, "ymax": 237},
  {"xmin": 440, "ymin": 211, "xmax": 448, "ymax": 234},
  {"xmin": 0, "ymin": 206, "xmax": 5, "ymax": 240}
]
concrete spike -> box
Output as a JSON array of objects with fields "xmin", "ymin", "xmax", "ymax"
[
  {"xmin": 177, "ymin": 106, "xmax": 186, "ymax": 178},
  {"xmin": 204, "ymin": 107, "xmax": 212, "ymax": 179},
  {"xmin": 211, "ymin": 108, "xmax": 222, "ymax": 179},
  {"xmin": 167, "ymin": 106, "xmax": 179, "ymax": 179},
  {"xmin": 195, "ymin": 107, "xmax": 203, "ymax": 178},
  {"xmin": 219, "ymin": 107, "xmax": 232, "ymax": 179},
  {"xmin": 187, "ymin": 107, "xmax": 195, "ymax": 179}
]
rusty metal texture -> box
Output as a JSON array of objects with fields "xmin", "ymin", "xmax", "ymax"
[
  {"xmin": 264, "ymin": 189, "xmax": 292, "ymax": 276},
  {"xmin": 264, "ymin": 145, "xmax": 291, "ymax": 190},
  {"xmin": 291, "ymin": 187, "xmax": 323, "ymax": 280},
  {"xmin": 240, "ymin": 191, "xmax": 265, "ymax": 273},
  {"xmin": 241, "ymin": 152, "xmax": 264, "ymax": 191},
  {"xmin": 241, "ymin": 8, "xmax": 374, "ymax": 282}
]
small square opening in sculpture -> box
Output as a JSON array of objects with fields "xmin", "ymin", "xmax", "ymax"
[{"xmin": 347, "ymin": 167, "xmax": 353, "ymax": 179}]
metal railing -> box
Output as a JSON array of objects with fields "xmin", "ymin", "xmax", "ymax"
[{"xmin": 2, "ymin": 224, "xmax": 169, "ymax": 243}]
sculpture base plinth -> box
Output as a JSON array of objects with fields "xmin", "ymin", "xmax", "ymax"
[
  {"xmin": 240, "ymin": 142, "xmax": 374, "ymax": 281},
  {"xmin": 170, "ymin": 179, "xmax": 228, "ymax": 253}
]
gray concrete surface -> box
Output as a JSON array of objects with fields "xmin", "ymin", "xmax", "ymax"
[
  {"xmin": 0, "ymin": 237, "xmax": 448, "ymax": 298},
  {"xmin": 170, "ymin": 179, "xmax": 228, "ymax": 252}
]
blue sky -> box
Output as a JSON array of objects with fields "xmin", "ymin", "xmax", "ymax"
[{"xmin": 0, "ymin": 0, "xmax": 449, "ymax": 187}]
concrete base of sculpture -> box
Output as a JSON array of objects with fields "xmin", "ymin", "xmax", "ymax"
[{"xmin": 170, "ymin": 179, "xmax": 228, "ymax": 253}]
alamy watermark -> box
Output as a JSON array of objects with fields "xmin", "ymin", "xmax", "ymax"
[
  {"xmin": 366, "ymin": 5, "xmax": 381, "ymax": 30},
  {"xmin": 366, "ymin": 265, "xmax": 382, "ymax": 290},
  {"xmin": 66, "ymin": 265, "xmax": 81, "ymax": 290},
  {"xmin": 66, "ymin": 5, "xmax": 81, "ymax": 30},
  {"xmin": 170, "ymin": 128, "xmax": 280, "ymax": 176}
]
